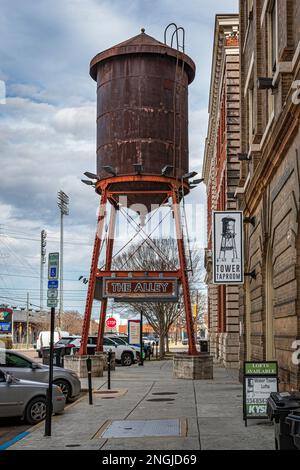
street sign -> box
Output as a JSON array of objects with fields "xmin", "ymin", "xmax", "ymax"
[
  {"xmin": 106, "ymin": 317, "xmax": 117, "ymax": 329},
  {"xmin": 0, "ymin": 308, "xmax": 13, "ymax": 334},
  {"xmin": 48, "ymin": 252, "xmax": 59, "ymax": 281},
  {"xmin": 213, "ymin": 211, "xmax": 244, "ymax": 284},
  {"xmin": 48, "ymin": 280, "xmax": 58, "ymax": 289},
  {"xmin": 47, "ymin": 299, "xmax": 58, "ymax": 308},
  {"xmin": 102, "ymin": 277, "xmax": 178, "ymax": 302},
  {"xmin": 243, "ymin": 361, "xmax": 278, "ymax": 426},
  {"xmin": 47, "ymin": 289, "xmax": 58, "ymax": 300}
]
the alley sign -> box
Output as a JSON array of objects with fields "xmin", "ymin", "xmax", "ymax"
[
  {"xmin": 102, "ymin": 278, "xmax": 178, "ymax": 302},
  {"xmin": 213, "ymin": 211, "xmax": 244, "ymax": 284}
]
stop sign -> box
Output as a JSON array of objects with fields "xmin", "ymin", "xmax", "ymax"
[{"xmin": 106, "ymin": 317, "xmax": 117, "ymax": 328}]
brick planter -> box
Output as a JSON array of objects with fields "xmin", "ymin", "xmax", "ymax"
[
  {"xmin": 96, "ymin": 351, "xmax": 116, "ymax": 371},
  {"xmin": 173, "ymin": 353, "xmax": 213, "ymax": 380},
  {"xmin": 64, "ymin": 354, "xmax": 104, "ymax": 378}
]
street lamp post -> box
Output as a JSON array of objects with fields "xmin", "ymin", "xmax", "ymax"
[{"xmin": 57, "ymin": 190, "xmax": 69, "ymax": 331}]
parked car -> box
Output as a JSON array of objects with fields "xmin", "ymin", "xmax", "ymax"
[
  {"xmin": 105, "ymin": 334, "xmax": 141, "ymax": 359},
  {"xmin": 0, "ymin": 349, "xmax": 81, "ymax": 402},
  {"xmin": 36, "ymin": 331, "xmax": 69, "ymax": 358},
  {"xmin": 0, "ymin": 369, "xmax": 65, "ymax": 424},
  {"xmin": 72, "ymin": 336, "xmax": 137, "ymax": 366},
  {"xmin": 41, "ymin": 336, "xmax": 81, "ymax": 358}
]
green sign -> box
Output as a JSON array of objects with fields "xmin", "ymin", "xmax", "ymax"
[
  {"xmin": 48, "ymin": 252, "xmax": 59, "ymax": 281},
  {"xmin": 244, "ymin": 362, "xmax": 277, "ymax": 375},
  {"xmin": 47, "ymin": 298, "xmax": 58, "ymax": 308},
  {"xmin": 243, "ymin": 361, "xmax": 278, "ymax": 425}
]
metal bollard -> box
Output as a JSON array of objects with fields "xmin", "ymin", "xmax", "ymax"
[
  {"xmin": 86, "ymin": 357, "xmax": 93, "ymax": 405},
  {"xmin": 107, "ymin": 349, "xmax": 112, "ymax": 390},
  {"xmin": 156, "ymin": 342, "xmax": 158, "ymax": 360}
]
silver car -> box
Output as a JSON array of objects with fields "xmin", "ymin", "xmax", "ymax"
[
  {"xmin": 0, "ymin": 349, "xmax": 81, "ymax": 402},
  {"xmin": 0, "ymin": 369, "xmax": 65, "ymax": 425}
]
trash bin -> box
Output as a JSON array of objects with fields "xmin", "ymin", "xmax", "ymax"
[
  {"xmin": 199, "ymin": 340, "xmax": 209, "ymax": 353},
  {"xmin": 267, "ymin": 391, "xmax": 300, "ymax": 450},
  {"xmin": 286, "ymin": 411, "xmax": 300, "ymax": 450},
  {"xmin": 42, "ymin": 347, "xmax": 65, "ymax": 367}
]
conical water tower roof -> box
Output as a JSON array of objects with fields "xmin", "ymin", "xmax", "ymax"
[{"xmin": 90, "ymin": 29, "xmax": 195, "ymax": 83}]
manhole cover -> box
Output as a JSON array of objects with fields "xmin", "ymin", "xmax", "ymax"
[
  {"xmin": 147, "ymin": 398, "xmax": 175, "ymax": 402},
  {"xmin": 152, "ymin": 392, "xmax": 178, "ymax": 396},
  {"xmin": 101, "ymin": 419, "xmax": 182, "ymax": 438}
]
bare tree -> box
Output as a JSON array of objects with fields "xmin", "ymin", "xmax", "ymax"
[{"xmin": 112, "ymin": 238, "xmax": 203, "ymax": 358}]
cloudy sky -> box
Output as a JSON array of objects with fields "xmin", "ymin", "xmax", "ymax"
[{"xmin": 0, "ymin": 0, "xmax": 237, "ymax": 316}]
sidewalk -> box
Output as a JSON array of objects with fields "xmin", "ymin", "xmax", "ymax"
[{"xmin": 10, "ymin": 360, "xmax": 275, "ymax": 450}]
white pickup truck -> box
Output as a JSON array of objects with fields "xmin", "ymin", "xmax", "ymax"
[{"xmin": 72, "ymin": 336, "xmax": 137, "ymax": 366}]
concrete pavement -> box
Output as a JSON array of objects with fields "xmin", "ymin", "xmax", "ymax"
[{"xmin": 10, "ymin": 359, "xmax": 275, "ymax": 450}]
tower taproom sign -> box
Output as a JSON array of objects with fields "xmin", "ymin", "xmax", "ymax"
[
  {"xmin": 103, "ymin": 278, "xmax": 178, "ymax": 302},
  {"xmin": 213, "ymin": 211, "xmax": 244, "ymax": 284}
]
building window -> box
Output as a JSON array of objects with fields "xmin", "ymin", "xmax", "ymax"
[
  {"xmin": 267, "ymin": 0, "xmax": 277, "ymax": 118},
  {"xmin": 247, "ymin": 0, "xmax": 254, "ymax": 20},
  {"xmin": 248, "ymin": 85, "xmax": 254, "ymax": 144}
]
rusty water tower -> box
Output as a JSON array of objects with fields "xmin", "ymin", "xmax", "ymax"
[{"xmin": 80, "ymin": 26, "xmax": 198, "ymax": 356}]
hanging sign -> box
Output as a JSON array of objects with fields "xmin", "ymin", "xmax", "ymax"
[
  {"xmin": 213, "ymin": 211, "xmax": 244, "ymax": 284},
  {"xmin": 243, "ymin": 361, "xmax": 278, "ymax": 425},
  {"xmin": 102, "ymin": 278, "xmax": 178, "ymax": 302}
]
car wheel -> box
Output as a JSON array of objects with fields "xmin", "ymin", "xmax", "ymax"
[
  {"xmin": 53, "ymin": 379, "xmax": 71, "ymax": 402},
  {"xmin": 121, "ymin": 352, "xmax": 133, "ymax": 366},
  {"xmin": 25, "ymin": 396, "xmax": 47, "ymax": 425}
]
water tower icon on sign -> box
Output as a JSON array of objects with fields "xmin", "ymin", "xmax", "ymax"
[{"xmin": 217, "ymin": 217, "xmax": 239, "ymax": 262}]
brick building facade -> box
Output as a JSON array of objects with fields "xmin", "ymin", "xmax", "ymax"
[
  {"xmin": 203, "ymin": 15, "xmax": 241, "ymax": 368},
  {"xmin": 237, "ymin": 0, "xmax": 300, "ymax": 390}
]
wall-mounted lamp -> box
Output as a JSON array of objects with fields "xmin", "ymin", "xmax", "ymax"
[
  {"xmin": 257, "ymin": 77, "xmax": 277, "ymax": 91},
  {"xmin": 244, "ymin": 270, "xmax": 256, "ymax": 280},
  {"xmin": 244, "ymin": 216, "xmax": 256, "ymax": 226},
  {"xmin": 237, "ymin": 153, "xmax": 252, "ymax": 161}
]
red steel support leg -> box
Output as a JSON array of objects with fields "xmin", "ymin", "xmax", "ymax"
[
  {"xmin": 79, "ymin": 191, "xmax": 108, "ymax": 355},
  {"xmin": 96, "ymin": 204, "xmax": 116, "ymax": 352},
  {"xmin": 171, "ymin": 188, "xmax": 198, "ymax": 356}
]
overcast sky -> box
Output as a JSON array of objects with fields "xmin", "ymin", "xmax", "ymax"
[{"xmin": 0, "ymin": 0, "xmax": 238, "ymax": 316}]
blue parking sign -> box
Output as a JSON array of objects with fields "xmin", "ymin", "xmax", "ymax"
[
  {"xmin": 50, "ymin": 267, "xmax": 57, "ymax": 278},
  {"xmin": 48, "ymin": 280, "xmax": 58, "ymax": 289}
]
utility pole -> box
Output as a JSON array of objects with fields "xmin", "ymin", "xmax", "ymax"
[
  {"xmin": 26, "ymin": 292, "xmax": 29, "ymax": 349},
  {"xmin": 40, "ymin": 230, "xmax": 47, "ymax": 311},
  {"xmin": 57, "ymin": 191, "xmax": 69, "ymax": 331}
]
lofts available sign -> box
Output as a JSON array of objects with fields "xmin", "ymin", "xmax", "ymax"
[
  {"xmin": 103, "ymin": 278, "xmax": 178, "ymax": 302},
  {"xmin": 243, "ymin": 362, "xmax": 278, "ymax": 425},
  {"xmin": 213, "ymin": 211, "xmax": 244, "ymax": 284}
]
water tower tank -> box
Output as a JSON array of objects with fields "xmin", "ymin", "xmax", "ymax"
[{"xmin": 90, "ymin": 29, "xmax": 195, "ymax": 210}]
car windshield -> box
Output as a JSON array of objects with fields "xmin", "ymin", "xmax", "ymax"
[
  {"xmin": 108, "ymin": 337, "xmax": 127, "ymax": 345},
  {"xmin": 55, "ymin": 338, "xmax": 73, "ymax": 345}
]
